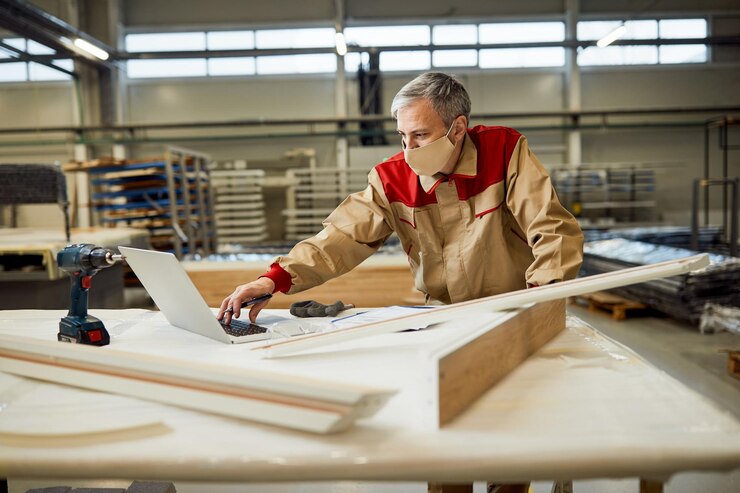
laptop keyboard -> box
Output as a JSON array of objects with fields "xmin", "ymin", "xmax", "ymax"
[{"xmin": 219, "ymin": 318, "xmax": 269, "ymax": 337}]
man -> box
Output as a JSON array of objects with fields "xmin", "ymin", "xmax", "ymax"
[{"xmin": 218, "ymin": 72, "xmax": 583, "ymax": 325}]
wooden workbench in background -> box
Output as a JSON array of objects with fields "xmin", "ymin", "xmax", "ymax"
[{"xmin": 184, "ymin": 254, "xmax": 422, "ymax": 308}]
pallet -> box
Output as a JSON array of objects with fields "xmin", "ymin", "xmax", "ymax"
[
  {"xmin": 571, "ymin": 291, "xmax": 648, "ymax": 321},
  {"xmin": 720, "ymin": 350, "xmax": 740, "ymax": 379}
]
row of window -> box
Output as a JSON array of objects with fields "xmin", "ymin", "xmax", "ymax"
[
  {"xmin": 123, "ymin": 19, "xmax": 707, "ymax": 51},
  {"xmin": 0, "ymin": 19, "xmax": 709, "ymax": 81}
]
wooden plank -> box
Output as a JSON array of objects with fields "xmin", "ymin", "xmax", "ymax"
[
  {"xmin": 435, "ymin": 300, "xmax": 565, "ymax": 426},
  {"xmin": 0, "ymin": 335, "xmax": 395, "ymax": 434},
  {"xmin": 255, "ymin": 254, "xmax": 710, "ymax": 358}
]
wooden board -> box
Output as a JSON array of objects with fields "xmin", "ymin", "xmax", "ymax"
[
  {"xmin": 255, "ymin": 254, "xmax": 710, "ymax": 358},
  {"xmin": 185, "ymin": 260, "xmax": 421, "ymax": 308},
  {"xmin": 0, "ymin": 335, "xmax": 395, "ymax": 434},
  {"xmin": 434, "ymin": 300, "xmax": 565, "ymax": 426}
]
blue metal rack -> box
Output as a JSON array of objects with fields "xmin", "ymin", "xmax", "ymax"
[{"xmin": 89, "ymin": 146, "xmax": 217, "ymax": 258}]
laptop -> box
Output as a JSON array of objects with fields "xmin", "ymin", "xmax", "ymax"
[{"xmin": 119, "ymin": 246, "xmax": 289, "ymax": 344}]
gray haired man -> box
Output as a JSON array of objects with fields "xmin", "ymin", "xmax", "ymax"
[{"xmin": 219, "ymin": 72, "xmax": 583, "ymax": 327}]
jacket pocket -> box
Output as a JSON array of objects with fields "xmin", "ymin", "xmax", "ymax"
[{"xmin": 473, "ymin": 181, "xmax": 505, "ymax": 219}]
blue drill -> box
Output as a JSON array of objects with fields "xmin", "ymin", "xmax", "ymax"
[{"xmin": 57, "ymin": 244, "xmax": 124, "ymax": 346}]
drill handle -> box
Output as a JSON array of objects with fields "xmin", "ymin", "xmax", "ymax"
[{"xmin": 67, "ymin": 272, "xmax": 91, "ymax": 319}]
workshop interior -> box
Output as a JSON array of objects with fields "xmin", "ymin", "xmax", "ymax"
[{"xmin": 0, "ymin": 1, "xmax": 739, "ymax": 493}]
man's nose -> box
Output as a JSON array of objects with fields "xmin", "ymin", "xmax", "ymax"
[{"xmin": 405, "ymin": 137, "xmax": 420, "ymax": 149}]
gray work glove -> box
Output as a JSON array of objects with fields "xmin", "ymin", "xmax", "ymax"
[{"xmin": 290, "ymin": 300, "xmax": 354, "ymax": 317}]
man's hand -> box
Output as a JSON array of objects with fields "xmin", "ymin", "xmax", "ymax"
[{"xmin": 217, "ymin": 277, "xmax": 275, "ymax": 324}]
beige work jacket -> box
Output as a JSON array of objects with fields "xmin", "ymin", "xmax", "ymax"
[{"xmin": 271, "ymin": 125, "xmax": 584, "ymax": 304}]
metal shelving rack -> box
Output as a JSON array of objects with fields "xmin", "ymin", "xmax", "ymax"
[
  {"xmin": 552, "ymin": 165, "xmax": 657, "ymax": 227},
  {"xmin": 88, "ymin": 146, "xmax": 217, "ymax": 258},
  {"xmin": 283, "ymin": 168, "xmax": 369, "ymax": 240}
]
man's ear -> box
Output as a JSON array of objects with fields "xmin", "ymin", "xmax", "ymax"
[{"xmin": 454, "ymin": 116, "xmax": 467, "ymax": 142}]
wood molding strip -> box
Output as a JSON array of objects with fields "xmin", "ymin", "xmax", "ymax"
[
  {"xmin": 0, "ymin": 336, "xmax": 395, "ymax": 434},
  {"xmin": 257, "ymin": 254, "xmax": 709, "ymax": 358}
]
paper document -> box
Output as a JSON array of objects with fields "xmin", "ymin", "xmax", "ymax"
[{"xmin": 331, "ymin": 306, "xmax": 438, "ymax": 331}]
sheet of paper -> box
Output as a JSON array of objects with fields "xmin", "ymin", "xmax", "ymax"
[{"xmin": 330, "ymin": 305, "xmax": 438, "ymax": 331}]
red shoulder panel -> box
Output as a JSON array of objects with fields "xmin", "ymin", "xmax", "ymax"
[
  {"xmin": 453, "ymin": 126, "xmax": 522, "ymax": 201},
  {"xmin": 375, "ymin": 152, "xmax": 438, "ymax": 207}
]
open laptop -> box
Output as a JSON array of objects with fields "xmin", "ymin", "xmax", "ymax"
[{"xmin": 119, "ymin": 246, "xmax": 287, "ymax": 344}]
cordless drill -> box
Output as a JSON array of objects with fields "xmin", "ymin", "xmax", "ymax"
[{"xmin": 57, "ymin": 244, "xmax": 124, "ymax": 346}]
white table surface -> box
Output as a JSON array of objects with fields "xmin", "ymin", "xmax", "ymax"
[{"xmin": 0, "ymin": 308, "xmax": 739, "ymax": 483}]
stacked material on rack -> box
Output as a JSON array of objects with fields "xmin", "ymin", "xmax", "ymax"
[
  {"xmin": 582, "ymin": 238, "xmax": 740, "ymax": 325},
  {"xmin": 700, "ymin": 304, "xmax": 740, "ymax": 335},
  {"xmin": 583, "ymin": 225, "xmax": 723, "ymax": 249},
  {"xmin": 211, "ymin": 169, "xmax": 268, "ymax": 247},
  {"xmin": 283, "ymin": 168, "xmax": 369, "ymax": 241},
  {"xmin": 67, "ymin": 149, "xmax": 216, "ymax": 259}
]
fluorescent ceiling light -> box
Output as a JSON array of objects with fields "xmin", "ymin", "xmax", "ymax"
[
  {"xmin": 74, "ymin": 38, "xmax": 109, "ymax": 60},
  {"xmin": 597, "ymin": 24, "xmax": 627, "ymax": 48},
  {"xmin": 335, "ymin": 31, "xmax": 347, "ymax": 56}
]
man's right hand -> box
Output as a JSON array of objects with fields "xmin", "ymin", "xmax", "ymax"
[{"xmin": 217, "ymin": 277, "xmax": 276, "ymax": 325}]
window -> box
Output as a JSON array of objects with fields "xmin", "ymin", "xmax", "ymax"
[
  {"xmin": 476, "ymin": 22, "xmax": 565, "ymax": 69},
  {"xmin": 255, "ymin": 28, "xmax": 334, "ymax": 49},
  {"xmin": 578, "ymin": 46, "xmax": 658, "ymax": 65},
  {"xmin": 659, "ymin": 19, "xmax": 707, "ymax": 38},
  {"xmin": 0, "ymin": 37, "xmax": 71, "ymax": 81},
  {"xmin": 126, "ymin": 32, "xmax": 206, "ymax": 52},
  {"xmin": 0, "ymin": 62, "xmax": 27, "ymax": 82},
  {"xmin": 479, "ymin": 47, "xmax": 565, "ymax": 68},
  {"xmin": 432, "ymin": 25, "xmax": 477, "ymax": 45},
  {"xmin": 432, "ymin": 49, "xmax": 477, "ymax": 67},
  {"xmin": 344, "ymin": 52, "xmax": 369, "ymax": 72},
  {"xmin": 659, "ymin": 45, "xmax": 707, "ymax": 64},
  {"xmin": 206, "ymin": 31, "xmax": 254, "ymax": 50},
  {"xmin": 1, "ymin": 38, "xmax": 26, "ymax": 53},
  {"xmin": 479, "ymin": 22, "xmax": 564, "ymax": 44},
  {"xmin": 577, "ymin": 18, "xmax": 707, "ymax": 66},
  {"xmin": 120, "ymin": 18, "xmax": 711, "ymax": 79},
  {"xmin": 578, "ymin": 20, "xmax": 657, "ymax": 41},
  {"xmin": 207, "ymin": 57, "xmax": 255, "ymax": 76},
  {"xmin": 344, "ymin": 26, "xmax": 430, "ymax": 47},
  {"xmin": 27, "ymin": 39, "xmax": 55, "ymax": 54},
  {"xmin": 379, "ymin": 51, "xmax": 431, "ymax": 71},
  {"xmin": 256, "ymin": 54, "xmax": 336, "ymax": 74}
]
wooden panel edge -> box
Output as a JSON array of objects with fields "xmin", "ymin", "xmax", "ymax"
[{"xmin": 437, "ymin": 300, "xmax": 566, "ymax": 427}]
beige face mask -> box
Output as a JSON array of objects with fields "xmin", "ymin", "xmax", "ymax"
[{"xmin": 403, "ymin": 121, "xmax": 456, "ymax": 176}]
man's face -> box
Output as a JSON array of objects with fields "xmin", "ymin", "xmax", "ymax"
[{"xmin": 396, "ymin": 98, "xmax": 448, "ymax": 150}]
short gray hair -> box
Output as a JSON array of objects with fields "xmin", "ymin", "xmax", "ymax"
[{"xmin": 390, "ymin": 72, "xmax": 471, "ymax": 126}]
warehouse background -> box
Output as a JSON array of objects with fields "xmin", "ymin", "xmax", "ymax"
[{"xmin": 1, "ymin": 0, "xmax": 738, "ymax": 232}]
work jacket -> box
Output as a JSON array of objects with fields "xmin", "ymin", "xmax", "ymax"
[{"xmin": 264, "ymin": 125, "xmax": 584, "ymax": 305}]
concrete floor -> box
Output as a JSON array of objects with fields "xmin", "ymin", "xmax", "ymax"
[{"xmin": 9, "ymin": 296, "xmax": 740, "ymax": 493}]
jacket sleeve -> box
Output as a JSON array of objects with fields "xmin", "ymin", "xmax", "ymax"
[
  {"xmin": 505, "ymin": 136, "xmax": 584, "ymax": 285},
  {"xmin": 270, "ymin": 168, "xmax": 395, "ymax": 294}
]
